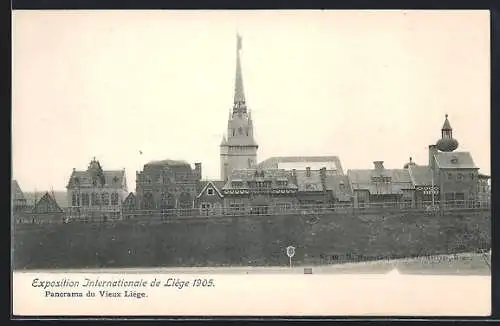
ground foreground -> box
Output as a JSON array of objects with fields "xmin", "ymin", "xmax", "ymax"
[{"xmin": 22, "ymin": 252, "xmax": 490, "ymax": 275}]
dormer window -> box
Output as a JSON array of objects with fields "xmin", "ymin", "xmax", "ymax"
[
  {"xmin": 457, "ymin": 173, "xmax": 464, "ymax": 181},
  {"xmin": 450, "ymin": 157, "xmax": 459, "ymax": 164}
]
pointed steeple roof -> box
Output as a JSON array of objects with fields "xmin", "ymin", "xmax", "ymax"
[
  {"xmin": 442, "ymin": 114, "xmax": 452, "ymax": 131},
  {"xmin": 11, "ymin": 180, "xmax": 25, "ymax": 201},
  {"xmin": 437, "ymin": 114, "xmax": 458, "ymax": 152},
  {"xmin": 233, "ymin": 33, "xmax": 247, "ymax": 113}
]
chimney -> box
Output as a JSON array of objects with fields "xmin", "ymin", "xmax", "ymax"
[
  {"xmin": 291, "ymin": 169, "xmax": 298, "ymax": 185},
  {"xmin": 428, "ymin": 145, "xmax": 438, "ymax": 170},
  {"xmin": 194, "ymin": 162, "xmax": 202, "ymax": 179},
  {"xmin": 373, "ymin": 161, "xmax": 384, "ymax": 171},
  {"xmin": 319, "ymin": 167, "xmax": 326, "ymax": 179},
  {"xmin": 306, "ymin": 167, "xmax": 311, "ymax": 177},
  {"xmin": 319, "ymin": 167, "xmax": 327, "ymax": 191}
]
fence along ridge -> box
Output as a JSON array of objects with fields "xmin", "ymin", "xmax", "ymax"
[{"xmin": 14, "ymin": 199, "xmax": 491, "ymax": 225}]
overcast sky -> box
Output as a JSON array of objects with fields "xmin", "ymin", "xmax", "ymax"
[{"xmin": 12, "ymin": 10, "xmax": 490, "ymax": 192}]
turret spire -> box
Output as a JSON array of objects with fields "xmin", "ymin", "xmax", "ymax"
[{"xmin": 233, "ymin": 33, "xmax": 247, "ymax": 113}]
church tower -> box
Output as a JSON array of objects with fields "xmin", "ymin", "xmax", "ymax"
[{"xmin": 220, "ymin": 34, "xmax": 259, "ymax": 181}]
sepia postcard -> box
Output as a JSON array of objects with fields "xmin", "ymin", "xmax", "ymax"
[{"xmin": 11, "ymin": 9, "xmax": 491, "ymax": 317}]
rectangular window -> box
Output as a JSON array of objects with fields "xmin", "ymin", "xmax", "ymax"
[{"xmin": 207, "ymin": 188, "xmax": 214, "ymax": 195}]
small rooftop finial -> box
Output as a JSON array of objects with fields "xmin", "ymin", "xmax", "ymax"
[
  {"xmin": 409, "ymin": 157, "xmax": 413, "ymax": 163},
  {"xmin": 445, "ymin": 113, "xmax": 448, "ymax": 119}
]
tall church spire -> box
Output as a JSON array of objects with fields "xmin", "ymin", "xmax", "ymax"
[{"xmin": 233, "ymin": 33, "xmax": 247, "ymax": 114}]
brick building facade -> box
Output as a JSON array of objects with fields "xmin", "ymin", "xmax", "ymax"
[
  {"xmin": 66, "ymin": 158, "xmax": 128, "ymax": 221},
  {"xmin": 135, "ymin": 160, "xmax": 202, "ymax": 216}
]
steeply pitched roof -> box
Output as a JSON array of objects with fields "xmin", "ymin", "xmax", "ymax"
[
  {"xmin": 434, "ymin": 152, "xmax": 477, "ymax": 169},
  {"xmin": 67, "ymin": 170, "xmax": 126, "ymax": 189},
  {"xmin": 196, "ymin": 181, "xmax": 224, "ymax": 199},
  {"xmin": 442, "ymin": 114, "xmax": 452, "ymax": 130},
  {"xmin": 325, "ymin": 175, "xmax": 353, "ymax": 201},
  {"xmin": 11, "ymin": 180, "xmax": 25, "ymax": 201},
  {"xmin": 33, "ymin": 192, "xmax": 64, "ymax": 213},
  {"xmin": 408, "ymin": 165, "xmax": 434, "ymax": 186},
  {"xmin": 347, "ymin": 168, "xmax": 413, "ymax": 194},
  {"xmin": 294, "ymin": 170, "xmax": 323, "ymax": 192},
  {"xmin": 24, "ymin": 191, "xmax": 67, "ymax": 208},
  {"xmin": 124, "ymin": 192, "xmax": 136, "ymax": 202}
]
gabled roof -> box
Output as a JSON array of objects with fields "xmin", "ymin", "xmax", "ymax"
[
  {"xmin": 434, "ymin": 152, "xmax": 477, "ymax": 169},
  {"xmin": 347, "ymin": 168, "xmax": 413, "ymax": 194},
  {"xmin": 67, "ymin": 170, "xmax": 126, "ymax": 189},
  {"xmin": 24, "ymin": 191, "xmax": 67, "ymax": 208},
  {"xmin": 123, "ymin": 192, "xmax": 136, "ymax": 204},
  {"xmin": 408, "ymin": 165, "xmax": 434, "ymax": 186},
  {"xmin": 32, "ymin": 192, "xmax": 63, "ymax": 213},
  {"xmin": 196, "ymin": 181, "xmax": 224, "ymax": 199},
  {"xmin": 325, "ymin": 175, "xmax": 353, "ymax": 201},
  {"xmin": 11, "ymin": 180, "xmax": 25, "ymax": 201},
  {"xmin": 294, "ymin": 170, "xmax": 323, "ymax": 192}
]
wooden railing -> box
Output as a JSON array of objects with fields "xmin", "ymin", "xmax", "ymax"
[{"xmin": 12, "ymin": 199, "xmax": 491, "ymax": 226}]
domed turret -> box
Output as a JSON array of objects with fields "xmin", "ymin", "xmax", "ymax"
[
  {"xmin": 436, "ymin": 114, "xmax": 459, "ymax": 152},
  {"xmin": 436, "ymin": 137, "xmax": 459, "ymax": 152}
]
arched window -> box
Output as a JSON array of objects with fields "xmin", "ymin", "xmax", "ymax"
[
  {"xmin": 102, "ymin": 192, "xmax": 110, "ymax": 205},
  {"xmin": 72, "ymin": 193, "xmax": 77, "ymax": 206},
  {"xmin": 111, "ymin": 193, "xmax": 119, "ymax": 205},
  {"xmin": 143, "ymin": 192, "xmax": 154, "ymax": 210}
]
